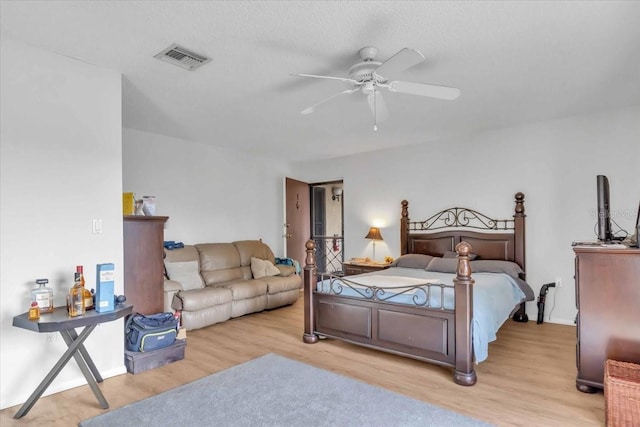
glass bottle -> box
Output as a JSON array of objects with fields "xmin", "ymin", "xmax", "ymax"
[
  {"xmin": 28, "ymin": 301, "xmax": 40, "ymax": 320},
  {"xmin": 76, "ymin": 265, "xmax": 94, "ymax": 310},
  {"xmin": 31, "ymin": 278, "xmax": 54, "ymax": 313},
  {"xmin": 68, "ymin": 272, "xmax": 85, "ymax": 317}
]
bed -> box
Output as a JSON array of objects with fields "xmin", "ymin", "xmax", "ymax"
[{"xmin": 301, "ymin": 192, "xmax": 533, "ymax": 386}]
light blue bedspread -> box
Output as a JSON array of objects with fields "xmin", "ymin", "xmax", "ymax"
[{"xmin": 316, "ymin": 267, "xmax": 526, "ymax": 363}]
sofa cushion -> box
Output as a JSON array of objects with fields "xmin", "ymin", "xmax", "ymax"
[
  {"xmin": 260, "ymin": 274, "xmax": 301, "ymax": 294},
  {"xmin": 181, "ymin": 303, "xmax": 231, "ymax": 330},
  {"xmin": 196, "ymin": 243, "xmax": 243, "ymax": 285},
  {"xmin": 224, "ymin": 279, "xmax": 268, "ymax": 300},
  {"xmin": 251, "ymin": 257, "xmax": 281, "ymax": 279},
  {"xmin": 173, "ymin": 286, "xmax": 232, "ymax": 312},
  {"xmin": 234, "ymin": 240, "xmax": 277, "ymax": 280},
  {"xmin": 201, "ymin": 268, "xmax": 244, "ymax": 286},
  {"xmin": 234, "ymin": 240, "xmax": 276, "ymax": 266},
  {"xmin": 164, "ymin": 245, "xmax": 200, "ymax": 263},
  {"xmin": 275, "ymin": 264, "xmax": 296, "ymax": 277},
  {"xmin": 197, "ymin": 243, "xmax": 241, "ymax": 271},
  {"xmin": 164, "ymin": 260, "xmax": 203, "ymax": 291}
]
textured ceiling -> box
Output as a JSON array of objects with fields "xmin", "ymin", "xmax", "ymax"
[{"xmin": 2, "ymin": 1, "xmax": 640, "ymax": 161}]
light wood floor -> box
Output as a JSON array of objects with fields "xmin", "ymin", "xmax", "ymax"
[{"xmin": 1, "ymin": 297, "xmax": 604, "ymax": 426}]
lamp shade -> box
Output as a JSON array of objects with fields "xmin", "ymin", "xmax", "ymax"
[{"xmin": 365, "ymin": 227, "xmax": 383, "ymax": 241}]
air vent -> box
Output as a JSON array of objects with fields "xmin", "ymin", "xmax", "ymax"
[{"xmin": 154, "ymin": 43, "xmax": 211, "ymax": 71}]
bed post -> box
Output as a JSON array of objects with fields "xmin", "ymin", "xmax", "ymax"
[
  {"xmin": 453, "ymin": 241, "xmax": 477, "ymax": 386},
  {"xmin": 302, "ymin": 239, "xmax": 319, "ymax": 344},
  {"xmin": 513, "ymin": 192, "xmax": 526, "ymax": 271},
  {"xmin": 400, "ymin": 200, "xmax": 409, "ymax": 255},
  {"xmin": 511, "ymin": 192, "xmax": 529, "ymax": 322}
]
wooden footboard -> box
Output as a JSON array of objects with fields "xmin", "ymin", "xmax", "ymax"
[{"xmin": 302, "ymin": 240, "xmax": 477, "ymax": 386}]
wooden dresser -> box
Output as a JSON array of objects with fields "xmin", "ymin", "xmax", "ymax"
[
  {"xmin": 574, "ymin": 245, "xmax": 640, "ymax": 392},
  {"xmin": 123, "ymin": 215, "xmax": 169, "ymax": 314}
]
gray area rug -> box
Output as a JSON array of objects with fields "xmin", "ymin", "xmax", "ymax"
[{"xmin": 80, "ymin": 353, "xmax": 493, "ymax": 427}]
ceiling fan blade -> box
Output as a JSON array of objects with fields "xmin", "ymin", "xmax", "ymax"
[
  {"xmin": 300, "ymin": 88, "xmax": 359, "ymax": 115},
  {"xmin": 291, "ymin": 73, "xmax": 360, "ymax": 85},
  {"xmin": 367, "ymin": 91, "xmax": 389, "ymax": 122},
  {"xmin": 374, "ymin": 48, "xmax": 425, "ymax": 80},
  {"xmin": 388, "ymin": 80, "xmax": 460, "ymax": 100}
]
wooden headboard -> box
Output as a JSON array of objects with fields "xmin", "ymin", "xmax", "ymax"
[{"xmin": 400, "ymin": 193, "xmax": 526, "ymax": 272}]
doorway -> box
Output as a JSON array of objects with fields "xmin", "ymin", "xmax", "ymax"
[
  {"xmin": 284, "ymin": 178, "xmax": 344, "ymax": 274},
  {"xmin": 310, "ymin": 181, "xmax": 344, "ymax": 274}
]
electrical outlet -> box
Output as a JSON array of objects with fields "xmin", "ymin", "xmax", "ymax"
[{"xmin": 555, "ymin": 277, "xmax": 562, "ymax": 288}]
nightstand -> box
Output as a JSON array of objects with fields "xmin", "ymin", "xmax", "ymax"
[{"xmin": 342, "ymin": 261, "xmax": 390, "ymax": 276}]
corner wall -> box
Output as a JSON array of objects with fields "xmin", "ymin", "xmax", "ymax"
[{"xmin": 0, "ymin": 40, "xmax": 123, "ymax": 409}]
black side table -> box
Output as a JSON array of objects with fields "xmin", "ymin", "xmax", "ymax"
[{"xmin": 12, "ymin": 304, "xmax": 132, "ymax": 418}]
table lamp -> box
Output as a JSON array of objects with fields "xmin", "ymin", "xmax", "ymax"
[{"xmin": 365, "ymin": 227, "xmax": 383, "ymax": 260}]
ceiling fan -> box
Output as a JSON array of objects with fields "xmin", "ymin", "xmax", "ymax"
[{"xmin": 292, "ymin": 46, "xmax": 460, "ymax": 131}]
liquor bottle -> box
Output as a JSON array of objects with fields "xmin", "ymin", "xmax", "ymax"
[
  {"xmin": 76, "ymin": 265, "xmax": 94, "ymax": 310},
  {"xmin": 28, "ymin": 301, "xmax": 40, "ymax": 320},
  {"xmin": 31, "ymin": 278, "xmax": 54, "ymax": 313},
  {"xmin": 68, "ymin": 272, "xmax": 85, "ymax": 317}
]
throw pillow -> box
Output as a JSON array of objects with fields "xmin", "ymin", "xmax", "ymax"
[
  {"xmin": 164, "ymin": 260, "xmax": 204, "ymax": 291},
  {"xmin": 251, "ymin": 257, "xmax": 281, "ymax": 279},
  {"xmin": 443, "ymin": 250, "xmax": 478, "ymax": 260},
  {"xmin": 390, "ymin": 254, "xmax": 434, "ymax": 269},
  {"xmin": 470, "ymin": 260, "xmax": 524, "ymax": 279},
  {"xmin": 425, "ymin": 257, "xmax": 457, "ymax": 273}
]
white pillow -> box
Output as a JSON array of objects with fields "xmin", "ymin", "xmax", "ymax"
[
  {"xmin": 165, "ymin": 260, "xmax": 204, "ymax": 291},
  {"xmin": 251, "ymin": 257, "xmax": 281, "ymax": 279}
]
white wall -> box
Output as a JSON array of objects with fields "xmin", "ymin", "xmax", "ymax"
[
  {"xmin": 122, "ymin": 129, "xmax": 291, "ymax": 255},
  {"xmin": 291, "ymin": 106, "xmax": 640, "ymax": 325},
  {"xmin": 0, "ymin": 40, "xmax": 123, "ymax": 409}
]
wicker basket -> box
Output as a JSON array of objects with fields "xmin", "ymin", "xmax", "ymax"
[{"xmin": 605, "ymin": 359, "xmax": 640, "ymax": 427}]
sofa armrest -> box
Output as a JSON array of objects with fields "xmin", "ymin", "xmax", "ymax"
[{"xmin": 164, "ymin": 279, "xmax": 183, "ymax": 312}]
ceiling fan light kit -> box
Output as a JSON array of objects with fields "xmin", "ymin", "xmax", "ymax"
[{"xmin": 292, "ymin": 46, "xmax": 460, "ymax": 130}]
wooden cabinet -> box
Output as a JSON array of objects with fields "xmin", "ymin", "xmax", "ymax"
[
  {"xmin": 123, "ymin": 215, "xmax": 169, "ymax": 314},
  {"xmin": 574, "ymin": 246, "xmax": 640, "ymax": 392},
  {"xmin": 342, "ymin": 262, "xmax": 390, "ymax": 276}
]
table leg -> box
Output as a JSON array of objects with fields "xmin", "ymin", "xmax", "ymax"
[
  {"xmin": 14, "ymin": 325, "xmax": 99, "ymax": 419},
  {"xmin": 63, "ymin": 328, "xmax": 103, "ymax": 383},
  {"xmin": 59, "ymin": 329, "xmax": 108, "ymax": 409}
]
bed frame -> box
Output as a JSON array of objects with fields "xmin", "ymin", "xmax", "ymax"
[{"xmin": 302, "ymin": 192, "xmax": 526, "ymax": 386}]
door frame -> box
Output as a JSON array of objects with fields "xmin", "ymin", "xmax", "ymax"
[{"xmin": 284, "ymin": 178, "xmax": 344, "ymax": 272}]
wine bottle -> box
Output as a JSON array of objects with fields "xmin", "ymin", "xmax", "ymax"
[
  {"xmin": 69, "ymin": 272, "xmax": 85, "ymax": 317},
  {"xmin": 76, "ymin": 265, "xmax": 94, "ymax": 310},
  {"xmin": 31, "ymin": 278, "xmax": 54, "ymax": 313}
]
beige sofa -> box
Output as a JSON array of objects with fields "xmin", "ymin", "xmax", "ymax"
[{"xmin": 163, "ymin": 240, "xmax": 301, "ymax": 331}]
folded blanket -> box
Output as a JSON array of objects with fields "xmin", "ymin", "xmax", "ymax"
[
  {"xmin": 276, "ymin": 257, "xmax": 300, "ymax": 274},
  {"xmin": 163, "ymin": 241, "xmax": 184, "ymax": 250}
]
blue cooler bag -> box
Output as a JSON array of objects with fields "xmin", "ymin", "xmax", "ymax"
[{"xmin": 125, "ymin": 312, "xmax": 178, "ymax": 352}]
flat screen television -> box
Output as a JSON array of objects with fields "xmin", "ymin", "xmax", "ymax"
[
  {"xmin": 596, "ymin": 175, "xmax": 613, "ymax": 242},
  {"xmin": 631, "ymin": 201, "xmax": 640, "ymax": 247}
]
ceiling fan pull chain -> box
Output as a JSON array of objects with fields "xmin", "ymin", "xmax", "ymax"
[{"xmin": 373, "ymin": 87, "xmax": 378, "ymax": 132}]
